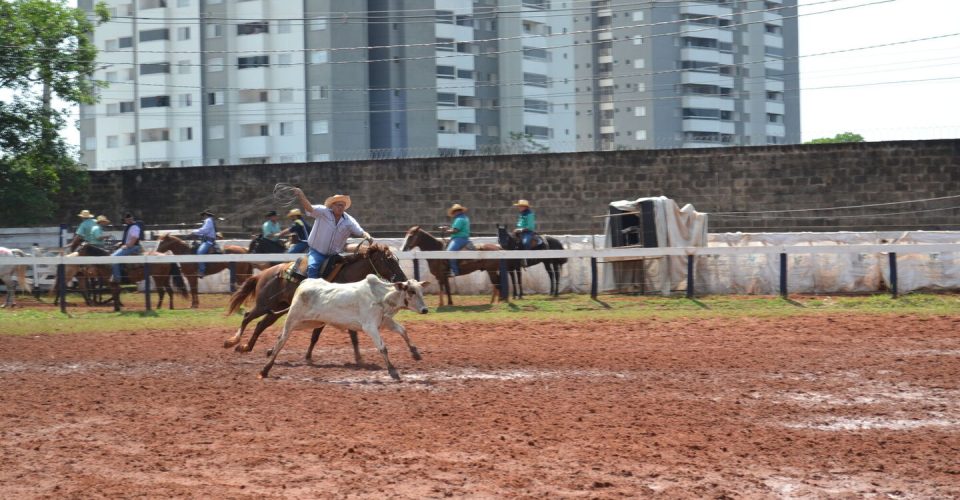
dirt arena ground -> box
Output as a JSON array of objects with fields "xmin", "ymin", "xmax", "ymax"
[{"xmin": 1, "ymin": 313, "xmax": 959, "ymax": 498}]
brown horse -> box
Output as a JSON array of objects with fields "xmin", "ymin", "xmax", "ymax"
[
  {"xmin": 401, "ymin": 226, "xmax": 505, "ymax": 307},
  {"xmin": 156, "ymin": 234, "xmax": 254, "ymax": 308},
  {"xmin": 73, "ymin": 243, "xmax": 189, "ymax": 311},
  {"xmin": 223, "ymin": 242, "xmax": 416, "ymax": 365}
]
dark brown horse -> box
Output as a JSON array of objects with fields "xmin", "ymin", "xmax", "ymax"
[
  {"xmin": 401, "ymin": 226, "xmax": 505, "ymax": 307},
  {"xmin": 156, "ymin": 234, "xmax": 254, "ymax": 308},
  {"xmin": 74, "ymin": 243, "xmax": 189, "ymax": 311},
  {"xmin": 223, "ymin": 242, "xmax": 416, "ymax": 365},
  {"xmin": 497, "ymin": 225, "xmax": 567, "ymax": 298}
]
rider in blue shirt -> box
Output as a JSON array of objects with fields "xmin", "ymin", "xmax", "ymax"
[
  {"xmin": 443, "ymin": 203, "xmax": 470, "ymax": 276},
  {"xmin": 192, "ymin": 209, "xmax": 217, "ymax": 277}
]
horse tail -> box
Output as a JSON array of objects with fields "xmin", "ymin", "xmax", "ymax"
[
  {"xmin": 226, "ymin": 273, "xmax": 260, "ymax": 316},
  {"xmin": 170, "ymin": 264, "xmax": 189, "ymax": 298},
  {"xmin": 547, "ymin": 237, "xmax": 567, "ymax": 265}
]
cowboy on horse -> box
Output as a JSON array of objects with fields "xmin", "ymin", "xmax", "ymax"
[
  {"xmin": 192, "ymin": 209, "xmax": 219, "ymax": 278},
  {"xmin": 278, "ymin": 208, "xmax": 311, "ymax": 254},
  {"xmin": 442, "ymin": 203, "xmax": 471, "ymax": 276},
  {"xmin": 291, "ymin": 187, "xmax": 373, "ymax": 279},
  {"xmin": 110, "ymin": 213, "xmax": 144, "ymax": 283},
  {"xmin": 513, "ymin": 199, "xmax": 542, "ymax": 250}
]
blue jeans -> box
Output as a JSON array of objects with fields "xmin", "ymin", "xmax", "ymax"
[
  {"xmin": 307, "ymin": 248, "xmax": 333, "ymax": 279},
  {"xmin": 447, "ymin": 237, "xmax": 470, "ymax": 275},
  {"xmin": 111, "ymin": 246, "xmax": 141, "ymax": 280},
  {"xmin": 521, "ymin": 231, "xmax": 534, "ymax": 249},
  {"xmin": 197, "ymin": 241, "xmax": 214, "ymax": 276},
  {"xmin": 288, "ymin": 241, "xmax": 309, "ymax": 254}
]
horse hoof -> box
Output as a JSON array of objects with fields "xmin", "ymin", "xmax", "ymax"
[
  {"xmin": 410, "ymin": 348, "xmax": 422, "ymax": 361},
  {"xmin": 257, "ymin": 372, "xmax": 267, "ymax": 379},
  {"xmin": 223, "ymin": 340, "xmax": 236, "ymax": 348},
  {"xmin": 388, "ymin": 368, "xmax": 401, "ymax": 381},
  {"xmin": 266, "ymin": 349, "xmax": 273, "ymax": 357}
]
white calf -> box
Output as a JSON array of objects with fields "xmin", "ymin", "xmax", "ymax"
[
  {"xmin": 0, "ymin": 248, "xmax": 32, "ymax": 308},
  {"xmin": 259, "ymin": 274, "xmax": 429, "ymax": 380}
]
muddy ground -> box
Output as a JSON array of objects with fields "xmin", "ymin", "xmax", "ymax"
[{"xmin": 1, "ymin": 313, "xmax": 959, "ymax": 498}]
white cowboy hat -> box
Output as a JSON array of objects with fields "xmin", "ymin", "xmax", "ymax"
[
  {"xmin": 286, "ymin": 208, "xmax": 303, "ymax": 218},
  {"xmin": 77, "ymin": 209, "xmax": 94, "ymax": 219},
  {"xmin": 447, "ymin": 203, "xmax": 468, "ymax": 217},
  {"xmin": 95, "ymin": 215, "xmax": 111, "ymax": 224},
  {"xmin": 513, "ymin": 199, "xmax": 531, "ymax": 208},
  {"xmin": 324, "ymin": 194, "xmax": 352, "ymax": 210}
]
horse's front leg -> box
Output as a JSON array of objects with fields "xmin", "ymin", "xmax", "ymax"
[
  {"xmin": 382, "ymin": 317, "xmax": 421, "ymax": 361},
  {"xmin": 3, "ymin": 286, "xmax": 14, "ymax": 308}
]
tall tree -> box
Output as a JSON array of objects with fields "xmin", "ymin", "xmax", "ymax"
[{"xmin": 0, "ymin": 0, "xmax": 108, "ymax": 225}]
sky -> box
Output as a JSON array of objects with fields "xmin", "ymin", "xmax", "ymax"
[{"xmin": 47, "ymin": 0, "xmax": 960, "ymax": 146}]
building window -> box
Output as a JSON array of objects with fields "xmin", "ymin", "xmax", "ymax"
[
  {"xmin": 524, "ymin": 126, "xmax": 551, "ymax": 139},
  {"xmin": 238, "ymin": 55, "xmax": 269, "ymax": 69},
  {"xmin": 635, "ymin": 130, "xmax": 647, "ymax": 141},
  {"xmin": 280, "ymin": 122, "xmax": 294, "ymax": 136},
  {"xmin": 207, "ymin": 91, "xmax": 223, "ymax": 105},
  {"xmin": 178, "ymin": 93, "xmax": 192, "ymax": 107},
  {"xmin": 522, "ymin": 47, "xmax": 550, "ymax": 61},
  {"xmin": 140, "ymin": 95, "xmax": 170, "ymax": 108},
  {"xmin": 140, "ymin": 62, "xmax": 170, "ymax": 75},
  {"xmin": 523, "ymin": 99, "xmax": 549, "ymax": 114},
  {"xmin": 315, "ymin": 86, "xmax": 333, "ymax": 102},
  {"xmin": 179, "ymin": 127, "xmax": 192, "ymax": 141},
  {"xmin": 139, "ymin": 0, "xmax": 167, "ymax": 10},
  {"xmin": 141, "ymin": 128, "xmax": 170, "ymax": 142},
  {"xmin": 435, "ymin": 38, "xmax": 455, "ymax": 51},
  {"xmin": 208, "ymin": 125, "xmax": 224, "ymax": 139},
  {"xmin": 436, "ymin": 65, "xmax": 455, "ymax": 79},
  {"xmin": 238, "ymin": 21, "xmax": 269, "ymax": 35},
  {"xmin": 106, "ymin": 135, "xmax": 119, "ymax": 148},
  {"xmin": 767, "ymin": 91, "xmax": 783, "ymax": 101},
  {"xmin": 437, "ymin": 92, "xmax": 456, "ymax": 106},
  {"xmin": 310, "ymin": 51, "xmax": 328, "ymax": 64},
  {"xmin": 119, "ymin": 101, "xmax": 135, "ymax": 113},
  {"xmin": 177, "ymin": 27, "xmax": 190, "ymax": 40},
  {"xmin": 118, "ymin": 36, "xmax": 133, "ymax": 48},
  {"xmin": 139, "ymin": 28, "xmax": 169, "ymax": 42},
  {"xmin": 523, "ymin": 72, "xmax": 549, "ymax": 88},
  {"xmin": 206, "ymin": 24, "xmax": 223, "ymax": 38},
  {"xmin": 457, "ymin": 69, "xmax": 474, "ymax": 79},
  {"xmin": 435, "ymin": 10, "xmax": 454, "ymax": 24},
  {"xmin": 311, "ymin": 120, "xmax": 329, "ymax": 134},
  {"xmin": 241, "ymin": 124, "xmax": 269, "ymax": 137},
  {"xmin": 767, "ymin": 113, "xmax": 783, "ymax": 124}
]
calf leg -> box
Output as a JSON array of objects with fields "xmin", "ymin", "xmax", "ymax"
[
  {"xmin": 260, "ymin": 314, "xmax": 303, "ymax": 379},
  {"xmin": 363, "ymin": 323, "xmax": 399, "ymax": 381},
  {"xmin": 3, "ymin": 286, "xmax": 13, "ymax": 308},
  {"xmin": 349, "ymin": 330, "xmax": 363, "ymax": 365},
  {"xmin": 382, "ymin": 317, "xmax": 421, "ymax": 361}
]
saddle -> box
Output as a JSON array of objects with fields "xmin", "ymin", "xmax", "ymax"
[
  {"xmin": 282, "ymin": 254, "xmax": 346, "ymax": 283},
  {"xmin": 190, "ymin": 241, "xmax": 222, "ymax": 254}
]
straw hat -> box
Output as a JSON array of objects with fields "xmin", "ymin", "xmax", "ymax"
[
  {"xmin": 287, "ymin": 208, "xmax": 303, "ymax": 218},
  {"xmin": 447, "ymin": 203, "xmax": 468, "ymax": 217},
  {"xmin": 513, "ymin": 199, "xmax": 531, "ymax": 208},
  {"xmin": 77, "ymin": 209, "xmax": 94, "ymax": 219},
  {"xmin": 95, "ymin": 215, "xmax": 111, "ymax": 224},
  {"xmin": 324, "ymin": 194, "xmax": 352, "ymax": 210}
]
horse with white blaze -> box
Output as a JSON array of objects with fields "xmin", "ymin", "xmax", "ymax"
[{"xmin": 259, "ymin": 275, "xmax": 430, "ymax": 380}]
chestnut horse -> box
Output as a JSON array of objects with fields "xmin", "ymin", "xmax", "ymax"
[
  {"xmin": 156, "ymin": 234, "xmax": 254, "ymax": 308},
  {"xmin": 401, "ymin": 226, "xmax": 506, "ymax": 307},
  {"xmin": 223, "ymin": 242, "xmax": 417, "ymax": 365}
]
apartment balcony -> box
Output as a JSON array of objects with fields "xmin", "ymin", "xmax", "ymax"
[
  {"xmin": 679, "ymin": 3, "xmax": 732, "ymax": 17},
  {"xmin": 764, "ymin": 33, "xmax": 784, "ymax": 49},
  {"xmin": 766, "ymin": 123, "xmax": 786, "ymax": 136},
  {"xmin": 598, "ymin": 78, "xmax": 614, "ymax": 87},
  {"xmin": 597, "ymin": 48, "xmax": 613, "ymax": 64},
  {"xmin": 765, "ymin": 79, "xmax": 785, "ymax": 92},
  {"xmin": 438, "ymin": 132, "xmax": 476, "ymax": 151},
  {"xmin": 597, "ymin": 8, "xmax": 612, "ymax": 18},
  {"xmin": 683, "ymin": 119, "xmax": 735, "ymax": 135},
  {"xmin": 681, "ymin": 72, "xmax": 733, "ymax": 87},
  {"xmin": 597, "ymin": 30, "xmax": 612, "ymax": 41},
  {"xmin": 766, "ymin": 101, "xmax": 785, "ymax": 115},
  {"xmin": 682, "ymin": 95, "xmax": 734, "ymax": 111},
  {"xmin": 764, "ymin": 11, "xmax": 783, "ymax": 24},
  {"xmin": 680, "ymin": 48, "xmax": 734, "ymax": 64},
  {"xmin": 599, "ymin": 101, "xmax": 614, "ymax": 111},
  {"xmin": 600, "ymin": 119, "xmax": 615, "ymax": 135}
]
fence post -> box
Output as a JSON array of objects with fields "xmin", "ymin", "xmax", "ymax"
[
  {"xmin": 143, "ymin": 261, "xmax": 152, "ymax": 311},
  {"xmin": 686, "ymin": 255, "xmax": 695, "ymax": 299},
  {"xmin": 889, "ymin": 252, "xmax": 898, "ymax": 298},
  {"xmin": 498, "ymin": 259, "xmax": 509, "ymax": 301},
  {"xmin": 413, "ymin": 258, "xmax": 420, "ymax": 281},
  {"xmin": 590, "ymin": 257, "xmax": 598, "ymax": 299},
  {"xmin": 229, "ymin": 262, "xmax": 236, "ymax": 293},
  {"xmin": 57, "ymin": 263, "xmax": 66, "ymax": 314},
  {"xmin": 779, "ymin": 253, "xmax": 788, "ymax": 298}
]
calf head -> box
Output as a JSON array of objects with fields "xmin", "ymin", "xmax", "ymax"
[{"xmin": 394, "ymin": 280, "xmax": 430, "ymax": 314}]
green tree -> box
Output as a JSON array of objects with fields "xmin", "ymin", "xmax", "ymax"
[
  {"xmin": 0, "ymin": 0, "xmax": 108, "ymax": 225},
  {"xmin": 805, "ymin": 132, "xmax": 865, "ymax": 144},
  {"xmin": 504, "ymin": 131, "xmax": 550, "ymax": 154}
]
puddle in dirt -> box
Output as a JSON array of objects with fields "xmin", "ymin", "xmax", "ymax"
[{"xmin": 783, "ymin": 417, "xmax": 959, "ymax": 431}]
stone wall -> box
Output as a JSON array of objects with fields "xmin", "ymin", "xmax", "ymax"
[{"xmin": 57, "ymin": 139, "xmax": 960, "ymax": 236}]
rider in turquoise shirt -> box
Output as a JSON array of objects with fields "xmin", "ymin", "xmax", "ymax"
[
  {"xmin": 87, "ymin": 215, "xmax": 111, "ymax": 247},
  {"xmin": 262, "ymin": 211, "xmax": 282, "ymax": 242},
  {"xmin": 444, "ymin": 203, "xmax": 470, "ymax": 276},
  {"xmin": 513, "ymin": 199, "xmax": 537, "ymax": 249}
]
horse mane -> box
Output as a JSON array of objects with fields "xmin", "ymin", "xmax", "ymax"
[{"xmin": 357, "ymin": 242, "xmax": 393, "ymax": 259}]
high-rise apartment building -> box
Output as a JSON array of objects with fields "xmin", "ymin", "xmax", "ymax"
[{"xmin": 78, "ymin": 0, "xmax": 799, "ymax": 170}]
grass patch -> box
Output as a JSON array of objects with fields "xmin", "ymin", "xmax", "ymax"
[{"xmin": 1, "ymin": 292, "xmax": 958, "ymax": 336}]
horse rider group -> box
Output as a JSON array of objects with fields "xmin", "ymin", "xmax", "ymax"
[
  {"xmin": 259, "ymin": 208, "xmax": 312, "ymax": 254},
  {"xmin": 72, "ymin": 191, "xmax": 541, "ymax": 282},
  {"xmin": 442, "ymin": 198, "xmax": 541, "ymax": 276}
]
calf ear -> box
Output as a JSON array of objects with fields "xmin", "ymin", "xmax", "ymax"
[
  {"xmin": 394, "ymin": 282, "xmax": 407, "ymax": 291},
  {"xmin": 419, "ymin": 280, "xmax": 431, "ymax": 287}
]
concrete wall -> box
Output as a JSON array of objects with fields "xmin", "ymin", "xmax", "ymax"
[{"xmin": 57, "ymin": 140, "xmax": 960, "ymax": 236}]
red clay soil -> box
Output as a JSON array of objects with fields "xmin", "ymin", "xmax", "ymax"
[{"xmin": 1, "ymin": 314, "xmax": 959, "ymax": 498}]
